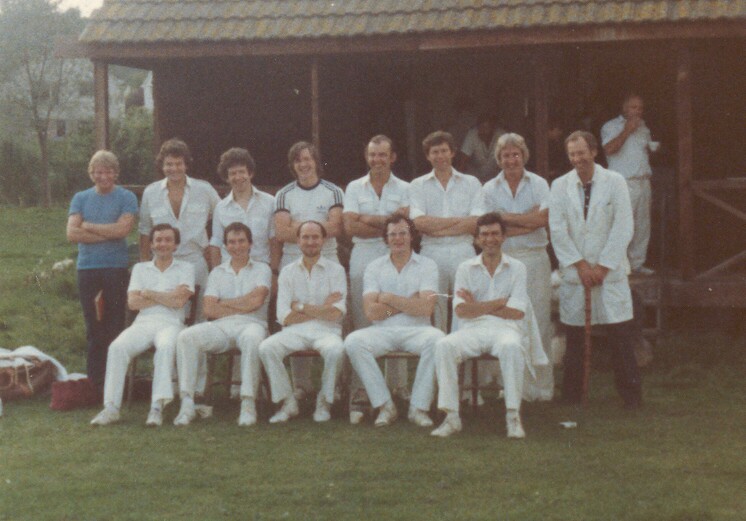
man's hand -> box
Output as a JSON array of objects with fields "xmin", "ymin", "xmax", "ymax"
[
  {"xmin": 624, "ymin": 116, "xmax": 642, "ymax": 134},
  {"xmin": 575, "ymin": 260, "xmax": 596, "ymax": 289},
  {"xmin": 456, "ymin": 289, "xmax": 475, "ymax": 303},
  {"xmin": 324, "ymin": 292, "xmax": 343, "ymax": 306},
  {"xmin": 590, "ymin": 265, "xmax": 609, "ymax": 285}
]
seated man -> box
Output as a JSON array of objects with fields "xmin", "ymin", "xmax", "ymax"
[
  {"xmin": 345, "ymin": 215, "xmax": 443, "ymax": 427},
  {"xmin": 91, "ymin": 223, "xmax": 194, "ymax": 426},
  {"xmin": 174, "ymin": 222, "xmax": 271, "ymax": 426},
  {"xmin": 432, "ymin": 212, "xmax": 546, "ymax": 439},
  {"xmin": 259, "ymin": 221, "xmax": 347, "ymax": 423}
]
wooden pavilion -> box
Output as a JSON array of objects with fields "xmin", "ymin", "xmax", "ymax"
[{"xmin": 72, "ymin": 0, "xmax": 746, "ymax": 310}]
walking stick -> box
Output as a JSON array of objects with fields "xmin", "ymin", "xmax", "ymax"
[{"xmin": 581, "ymin": 285, "xmax": 592, "ymax": 405}]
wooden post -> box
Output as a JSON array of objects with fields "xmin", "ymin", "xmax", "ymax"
[
  {"xmin": 151, "ymin": 69, "xmax": 163, "ymax": 155},
  {"xmin": 676, "ymin": 45, "xmax": 695, "ymax": 279},
  {"xmin": 533, "ymin": 55, "xmax": 549, "ymax": 178},
  {"xmin": 93, "ymin": 61, "xmax": 109, "ymax": 150},
  {"xmin": 311, "ymin": 57, "xmax": 320, "ymax": 151}
]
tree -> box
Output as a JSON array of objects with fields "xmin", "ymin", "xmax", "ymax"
[{"xmin": 0, "ymin": 0, "xmax": 84, "ymax": 206}]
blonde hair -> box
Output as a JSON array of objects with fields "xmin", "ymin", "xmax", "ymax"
[
  {"xmin": 88, "ymin": 150, "xmax": 120, "ymax": 176},
  {"xmin": 494, "ymin": 133, "xmax": 530, "ymax": 167}
]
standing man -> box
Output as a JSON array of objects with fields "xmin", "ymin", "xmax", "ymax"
[
  {"xmin": 174, "ymin": 222, "xmax": 271, "ymax": 426},
  {"xmin": 473, "ymin": 133, "xmax": 554, "ymax": 400},
  {"xmin": 601, "ymin": 94, "xmax": 659, "ymax": 274},
  {"xmin": 549, "ymin": 131, "xmax": 642, "ymax": 408},
  {"xmin": 139, "ymin": 138, "xmax": 221, "ymax": 319},
  {"xmin": 343, "ymin": 135, "xmax": 411, "ymax": 401},
  {"xmin": 274, "ymin": 141, "xmax": 344, "ymax": 396},
  {"xmin": 259, "ymin": 221, "xmax": 347, "ymax": 424},
  {"xmin": 409, "ymin": 131, "xmax": 481, "ymax": 332},
  {"xmin": 67, "ymin": 151, "xmax": 138, "ymax": 393},
  {"xmin": 208, "ymin": 147, "xmax": 281, "ymax": 274},
  {"xmin": 344, "ymin": 215, "xmax": 444, "ymax": 428},
  {"xmin": 91, "ymin": 224, "xmax": 194, "ymax": 426},
  {"xmin": 458, "ymin": 115, "xmax": 505, "ymax": 183},
  {"xmin": 432, "ymin": 213, "xmax": 546, "ymax": 438}
]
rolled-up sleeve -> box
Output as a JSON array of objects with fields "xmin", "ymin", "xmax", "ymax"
[
  {"xmin": 343, "ymin": 182, "xmax": 360, "ymax": 214},
  {"xmin": 275, "ymin": 268, "xmax": 293, "ymax": 325},
  {"xmin": 505, "ymin": 261, "xmax": 528, "ymax": 313},
  {"xmin": 408, "ymin": 179, "xmax": 426, "ymax": 220},
  {"xmin": 330, "ymin": 264, "xmax": 347, "ymax": 315}
]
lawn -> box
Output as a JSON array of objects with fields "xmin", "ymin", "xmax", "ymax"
[{"xmin": 0, "ymin": 207, "xmax": 744, "ymax": 521}]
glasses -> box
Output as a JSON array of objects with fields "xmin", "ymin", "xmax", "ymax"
[
  {"xmin": 386, "ymin": 231, "xmax": 411, "ymax": 239},
  {"xmin": 478, "ymin": 231, "xmax": 503, "ymax": 238}
]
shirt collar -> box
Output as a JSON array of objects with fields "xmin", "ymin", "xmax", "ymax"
[
  {"xmin": 217, "ymin": 257, "xmax": 253, "ymax": 273},
  {"xmin": 158, "ymin": 176, "xmax": 193, "ymax": 191},
  {"xmin": 387, "ymin": 251, "xmax": 421, "ymax": 267},
  {"xmin": 296, "ymin": 255, "xmax": 329, "ymax": 272},
  {"xmin": 469, "ymin": 252, "xmax": 512, "ymax": 274},
  {"xmin": 424, "ymin": 168, "xmax": 464, "ymax": 182},
  {"xmin": 146, "ymin": 257, "xmax": 176, "ymax": 272},
  {"xmin": 363, "ymin": 171, "xmax": 398, "ymax": 186}
]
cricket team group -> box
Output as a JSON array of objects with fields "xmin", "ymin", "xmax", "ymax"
[{"xmin": 67, "ymin": 96, "xmax": 653, "ymax": 438}]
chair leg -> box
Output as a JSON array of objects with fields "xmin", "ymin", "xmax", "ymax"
[
  {"xmin": 205, "ymin": 354, "xmax": 215, "ymax": 404},
  {"xmin": 126, "ymin": 356, "xmax": 137, "ymax": 407},
  {"xmin": 471, "ymin": 358, "xmax": 479, "ymax": 414}
]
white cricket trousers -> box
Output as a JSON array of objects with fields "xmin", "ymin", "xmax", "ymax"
[
  {"xmin": 349, "ymin": 241, "xmax": 408, "ymax": 389},
  {"xmin": 505, "ymin": 247, "xmax": 554, "ymax": 401},
  {"xmin": 345, "ymin": 326, "xmax": 444, "ymax": 411},
  {"xmin": 420, "ymin": 242, "xmax": 476, "ymax": 333},
  {"xmin": 102, "ymin": 318, "xmax": 184, "ymax": 410},
  {"xmin": 259, "ymin": 322, "xmax": 344, "ymax": 405},
  {"xmin": 279, "ymin": 251, "xmax": 341, "ymax": 393},
  {"xmin": 435, "ymin": 322, "xmax": 526, "ymax": 412},
  {"xmin": 176, "ymin": 319, "xmax": 267, "ymax": 399},
  {"xmin": 627, "ymin": 177, "xmax": 652, "ymax": 270}
]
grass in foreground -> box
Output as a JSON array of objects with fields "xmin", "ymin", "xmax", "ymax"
[{"xmin": 0, "ymin": 207, "xmax": 744, "ymax": 520}]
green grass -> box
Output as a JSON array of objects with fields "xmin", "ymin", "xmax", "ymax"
[{"xmin": 0, "ymin": 207, "xmax": 744, "ymax": 520}]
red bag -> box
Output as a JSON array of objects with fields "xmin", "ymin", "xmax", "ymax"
[
  {"xmin": 49, "ymin": 378, "xmax": 101, "ymax": 411},
  {"xmin": 0, "ymin": 356, "xmax": 57, "ymax": 401}
]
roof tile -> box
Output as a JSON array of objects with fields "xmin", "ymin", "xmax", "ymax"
[{"xmin": 79, "ymin": 0, "xmax": 746, "ymax": 44}]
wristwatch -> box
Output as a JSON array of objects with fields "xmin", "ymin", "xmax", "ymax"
[{"xmin": 297, "ymin": 303, "xmax": 305, "ymax": 313}]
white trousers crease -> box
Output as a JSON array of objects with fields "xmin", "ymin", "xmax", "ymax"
[
  {"xmin": 176, "ymin": 320, "xmax": 267, "ymax": 399},
  {"xmin": 345, "ymin": 326, "xmax": 444, "ymax": 411},
  {"xmin": 626, "ymin": 178, "xmax": 652, "ymax": 270},
  {"xmin": 258, "ymin": 322, "xmax": 344, "ymax": 405},
  {"xmin": 103, "ymin": 318, "xmax": 184, "ymax": 410},
  {"xmin": 435, "ymin": 323, "xmax": 526, "ymax": 413}
]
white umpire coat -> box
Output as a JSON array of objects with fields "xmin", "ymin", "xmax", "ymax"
[{"xmin": 549, "ymin": 164, "xmax": 634, "ymax": 326}]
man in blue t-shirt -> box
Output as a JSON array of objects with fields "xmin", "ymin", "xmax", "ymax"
[{"xmin": 67, "ymin": 150, "xmax": 138, "ymax": 391}]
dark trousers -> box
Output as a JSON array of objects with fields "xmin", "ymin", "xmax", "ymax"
[
  {"xmin": 77, "ymin": 268, "xmax": 129, "ymax": 388},
  {"xmin": 563, "ymin": 320, "xmax": 642, "ymax": 406}
]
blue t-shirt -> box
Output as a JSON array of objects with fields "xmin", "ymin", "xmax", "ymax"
[{"xmin": 68, "ymin": 186, "xmax": 138, "ymax": 270}]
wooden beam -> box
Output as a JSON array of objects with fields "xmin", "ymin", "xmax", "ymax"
[
  {"xmin": 692, "ymin": 188, "xmax": 746, "ymax": 223},
  {"xmin": 676, "ymin": 45, "xmax": 694, "ymax": 280},
  {"xmin": 694, "ymin": 250, "xmax": 746, "ymax": 281},
  {"xmin": 533, "ymin": 56, "xmax": 549, "ymax": 178},
  {"xmin": 93, "ymin": 61, "xmax": 109, "ymax": 150},
  {"xmin": 79, "ymin": 21, "xmax": 746, "ymax": 63},
  {"xmin": 665, "ymin": 276, "xmax": 746, "ymax": 308},
  {"xmin": 692, "ymin": 179, "xmax": 746, "ymax": 190},
  {"xmin": 311, "ymin": 57, "xmax": 320, "ymax": 151},
  {"xmin": 151, "ymin": 69, "xmax": 164, "ymax": 156}
]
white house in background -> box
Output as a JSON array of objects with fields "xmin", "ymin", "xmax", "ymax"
[
  {"xmin": 51, "ymin": 59, "xmax": 128, "ymax": 140},
  {"xmin": 142, "ymin": 71, "xmax": 153, "ymax": 111}
]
